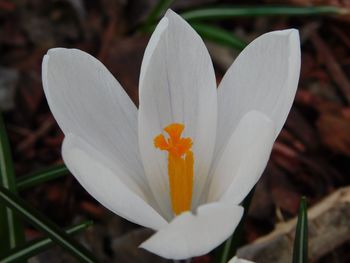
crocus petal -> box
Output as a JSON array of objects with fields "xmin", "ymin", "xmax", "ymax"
[
  {"xmin": 62, "ymin": 134, "xmax": 167, "ymax": 230},
  {"xmin": 228, "ymin": 256, "xmax": 255, "ymax": 263},
  {"xmin": 215, "ymin": 29, "xmax": 300, "ymax": 161},
  {"xmin": 42, "ymin": 48, "xmax": 146, "ymax": 190},
  {"xmin": 138, "ymin": 9, "xmax": 217, "ymax": 217},
  {"xmin": 140, "ymin": 203, "xmax": 243, "ymax": 259},
  {"xmin": 208, "ymin": 111, "xmax": 275, "ymax": 204}
]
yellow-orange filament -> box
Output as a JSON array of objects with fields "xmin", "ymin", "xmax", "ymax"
[{"xmin": 154, "ymin": 123, "xmax": 194, "ymax": 215}]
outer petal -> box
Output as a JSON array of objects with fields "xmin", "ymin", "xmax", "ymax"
[
  {"xmin": 215, "ymin": 29, "xmax": 300, "ymax": 161},
  {"xmin": 208, "ymin": 111, "xmax": 275, "ymax": 204},
  {"xmin": 138, "ymin": 10, "xmax": 217, "ymax": 217},
  {"xmin": 42, "ymin": 48, "xmax": 146, "ymax": 190},
  {"xmin": 62, "ymin": 134, "xmax": 167, "ymax": 230},
  {"xmin": 140, "ymin": 203, "xmax": 243, "ymax": 259},
  {"xmin": 229, "ymin": 256, "xmax": 255, "ymax": 263}
]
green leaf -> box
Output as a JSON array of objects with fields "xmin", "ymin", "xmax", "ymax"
[
  {"xmin": 140, "ymin": 20, "xmax": 247, "ymax": 51},
  {"xmin": 215, "ymin": 188, "xmax": 255, "ymax": 263},
  {"xmin": 182, "ymin": 6, "xmax": 350, "ymax": 21},
  {"xmin": 191, "ymin": 23, "xmax": 247, "ymax": 51},
  {"xmin": 0, "ymin": 220, "xmax": 93, "ymax": 263},
  {"xmin": 293, "ymin": 197, "xmax": 308, "ymax": 263},
  {"xmin": 0, "ymin": 186, "xmax": 98, "ymax": 263},
  {"xmin": 0, "ymin": 114, "xmax": 25, "ymax": 255},
  {"xmin": 143, "ymin": 0, "xmax": 174, "ymax": 30},
  {"xmin": 17, "ymin": 164, "xmax": 69, "ymax": 191}
]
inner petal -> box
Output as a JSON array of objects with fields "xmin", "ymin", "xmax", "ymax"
[{"xmin": 154, "ymin": 123, "xmax": 194, "ymax": 215}]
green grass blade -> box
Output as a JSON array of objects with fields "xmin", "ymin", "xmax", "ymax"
[
  {"xmin": 0, "ymin": 114, "xmax": 25, "ymax": 255},
  {"xmin": 140, "ymin": 19, "xmax": 248, "ymax": 51},
  {"xmin": 293, "ymin": 197, "xmax": 308, "ymax": 263},
  {"xmin": 182, "ymin": 6, "xmax": 350, "ymax": 21},
  {"xmin": 215, "ymin": 188, "xmax": 255, "ymax": 263},
  {"xmin": 191, "ymin": 23, "xmax": 247, "ymax": 51},
  {"xmin": 143, "ymin": 0, "xmax": 174, "ymax": 29},
  {"xmin": 17, "ymin": 165, "xmax": 69, "ymax": 191},
  {"xmin": 0, "ymin": 186, "xmax": 97, "ymax": 263},
  {"xmin": 0, "ymin": 220, "xmax": 93, "ymax": 263}
]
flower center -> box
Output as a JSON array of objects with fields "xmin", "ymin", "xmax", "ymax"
[{"xmin": 154, "ymin": 123, "xmax": 194, "ymax": 215}]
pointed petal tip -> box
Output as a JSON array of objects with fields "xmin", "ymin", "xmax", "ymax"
[
  {"xmin": 164, "ymin": 9, "xmax": 186, "ymax": 24},
  {"xmin": 269, "ymin": 28, "xmax": 299, "ymax": 36},
  {"xmin": 42, "ymin": 54, "xmax": 49, "ymax": 71},
  {"xmin": 42, "ymin": 56, "xmax": 49, "ymax": 99},
  {"xmin": 283, "ymin": 28, "xmax": 300, "ymax": 44},
  {"xmin": 164, "ymin": 8, "xmax": 177, "ymax": 18},
  {"xmin": 267, "ymin": 28, "xmax": 300, "ymax": 44},
  {"xmin": 46, "ymin": 47, "xmax": 69, "ymax": 57},
  {"xmin": 286, "ymin": 28, "xmax": 299, "ymax": 35},
  {"xmin": 45, "ymin": 48, "xmax": 99, "ymax": 64},
  {"xmin": 46, "ymin": 47, "xmax": 83, "ymax": 57}
]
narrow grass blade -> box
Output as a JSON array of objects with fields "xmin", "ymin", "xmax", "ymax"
[
  {"xmin": 0, "ymin": 220, "xmax": 93, "ymax": 263},
  {"xmin": 17, "ymin": 165, "xmax": 69, "ymax": 191},
  {"xmin": 215, "ymin": 188, "xmax": 255, "ymax": 263},
  {"xmin": 293, "ymin": 197, "xmax": 308, "ymax": 263},
  {"xmin": 191, "ymin": 23, "xmax": 247, "ymax": 51},
  {"xmin": 141, "ymin": 21, "xmax": 247, "ymax": 51},
  {"xmin": 143, "ymin": 0, "xmax": 174, "ymax": 29},
  {"xmin": 182, "ymin": 6, "xmax": 350, "ymax": 21},
  {"xmin": 0, "ymin": 114, "xmax": 25, "ymax": 254},
  {"xmin": 0, "ymin": 186, "xmax": 97, "ymax": 263}
]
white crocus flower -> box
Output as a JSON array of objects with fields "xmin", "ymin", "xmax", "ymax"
[
  {"xmin": 229, "ymin": 256, "xmax": 255, "ymax": 263},
  {"xmin": 42, "ymin": 10, "xmax": 300, "ymax": 260}
]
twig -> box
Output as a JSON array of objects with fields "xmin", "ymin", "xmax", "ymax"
[{"xmin": 16, "ymin": 118, "xmax": 55, "ymax": 153}]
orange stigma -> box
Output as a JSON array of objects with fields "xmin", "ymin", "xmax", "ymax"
[{"xmin": 154, "ymin": 123, "xmax": 194, "ymax": 215}]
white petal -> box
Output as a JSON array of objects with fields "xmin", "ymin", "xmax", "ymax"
[
  {"xmin": 215, "ymin": 29, "xmax": 300, "ymax": 161},
  {"xmin": 62, "ymin": 134, "xmax": 167, "ymax": 230},
  {"xmin": 42, "ymin": 48, "xmax": 146, "ymax": 189},
  {"xmin": 208, "ymin": 111, "xmax": 275, "ymax": 204},
  {"xmin": 138, "ymin": 9, "xmax": 217, "ymax": 217},
  {"xmin": 228, "ymin": 256, "xmax": 255, "ymax": 263},
  {"xmin": 140, "ymin": 202, "xmax": 243, "ymax": 259}
]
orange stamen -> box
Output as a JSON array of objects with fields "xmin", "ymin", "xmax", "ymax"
[{"xmin": 154, "ymin": 123, "xmax": 194, "ymax": 215}]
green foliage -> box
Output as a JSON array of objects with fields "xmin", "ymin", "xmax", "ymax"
[
  {"xmin": 0, "ymin": 220, "xmax": 93, "ymax": 263},
  {"xmin": 182, "ymin": 6, "xmax": 350, "ymax": 21},
  {"xmin": 17, "ymin": 164, "xmax": 69, "ymax": 191},
  {"xmin": 0, "ymin": 114, "xmax": 25, "ymax": 256},
  {"xmin": 191, "ymin": 23, "xmax": 247, "ymax": 51},
  {"xmin": 0, "ymin": 187, "xmax": 98, "ymax": 263},
  {"xmin": 143, "ymin": 0, "xmax": 174, "ymax": 29},
  {"xmin": 293, "ymin": 197, "xmax": 308, "ymax": 263},
  {"xmin": 143, "ymin": 6, "xmax": 349, "ymax": 52}
]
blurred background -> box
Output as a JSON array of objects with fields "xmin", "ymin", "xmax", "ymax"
[{"xmin": 1, "ymin": 0, "xmax": 350, "ymax": 262}]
